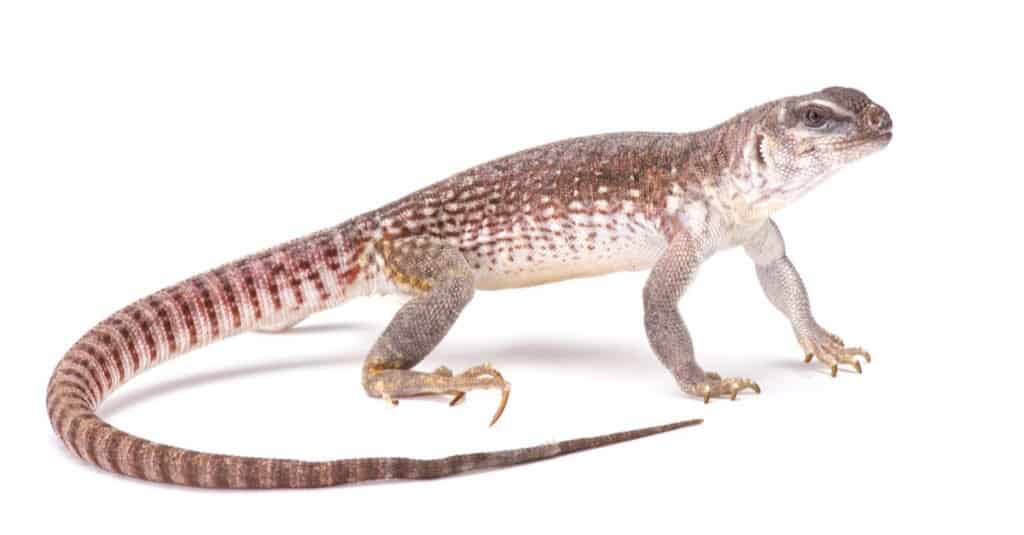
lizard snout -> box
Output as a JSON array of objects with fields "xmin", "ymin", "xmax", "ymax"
[{"xmin": 865, "ymin": 105, "xmax": 892, "ymax": 133}]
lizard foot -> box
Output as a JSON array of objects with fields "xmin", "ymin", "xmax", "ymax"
[
  {"xmin": 686, "ymin": 372, "xmax": 761, "ymax": 403},
  {"xmin": 799, "ymin": 331, "xmax": 871, "ymax": 377},
  {"xmin": 367, "ymin": 363, "xmax": 511, "ymax": 426}
]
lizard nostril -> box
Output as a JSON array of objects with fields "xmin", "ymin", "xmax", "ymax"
[{"xmin": 866, "ymin": 107, "xmax": 891, "ymax": 132}]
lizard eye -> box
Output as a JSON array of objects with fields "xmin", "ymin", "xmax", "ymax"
[{"xmin": 802, "ymin": 106, "xmax": 829, "ymax": 128}]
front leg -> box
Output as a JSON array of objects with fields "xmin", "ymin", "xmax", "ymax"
[
  {"xmin": 743, "ymin": 219, "xmax": 871, "ymax": 376},
  {"xmin": 644, "ymin": 231, "xmax": 760, "ymax": 402}
]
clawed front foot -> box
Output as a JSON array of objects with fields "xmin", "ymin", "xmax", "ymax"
[
  {"xmin": 799, "ymin": 330, "xmax": 871, "ymax": 377},
  {"xmin": 686, "ymin": 372, "xmax": 761, "ymax": 403},
  {"xmin": 366, "ymin": 362, "xmax": 511, "ymax": 426}
]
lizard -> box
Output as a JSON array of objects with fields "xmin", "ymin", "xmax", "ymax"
[{"xmin": 46, "ymin": 86, "xmax": 892, "ymax": 489}]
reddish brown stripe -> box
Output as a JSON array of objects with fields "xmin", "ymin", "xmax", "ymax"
[
  {"xmin": 213, "ymin": 269, "xmax": 242, "ymax": 329},
  {"xmin": 112, "ymin": 320, "xmax": 141, "ymax": 375},
  {"xmin": 49, "ymin": 380, "xmax": 90, "ymax": 406},
  {"xmin": 305, "ymin": 462, "xmax": 319, "ymax": 487},
  {"xmin": 104, "ymin": 429, "xmax": 124, "ymax": 475},
  {"xmin": 193, "ymin": 277, "xmax": 221, "ymax": 339},
  {"xmin": 356, "ymin": 458, "xmax": 381, "ymax": 482},
  {"xmin": 331, "ymin": 460, "xmax": 349, "ymax": 485},
  {"xmin": 149, "ymin": 297, "xmax": 177, "ymax": 354},
  {"xmin": 180, "ymin": 451, "xmax": 197, "ymax": 487},
  {"xmin": 322, "ymin": 244, "xmax": 341, "ymax": 271},
  {"xmin": 298, "ymin": 255, "xmax": 328, "ymax": 303},
  {"xmin": 64, "ymin": 355, "xmax": 104, "ymax": 401},
  {"xmin": 156, "ymin": 446, "xmax": 172, "ymax": 483},
  {"xmin": 81, "ymin": 420, "xmax": 99, "ymax": 466},
  {"xmin": 243, "ymin": 458, "xmax": 262, "ymax": 488},
  {"xmin": 129, "ymin": 436, "xmax": 147, "ymax": 479},
  {"xmin": 266, "ymin": 261, "xmax": 285, "ymax": 310},
  {"xmin": 272, "ymin": 460, "xmax": 289, "ymax": 488},
  {"xmin": 283, "ymin": 251, "xmax": 305, "ymax": 306},
  {"xmin": 209, "ymin": 457, "xmax": 228, "ymax": 488},
  {"xmin": 80, "ymin": 344, "xmax": 114, "ymax": 391},
  {"xmin": 97, "ymin": 332, "xmax": 126, "ymax": 384},
  {"xmin": 115, "ymin": 438, "xmax": 138, "ymax": 479},
  {"xmin": 389, "ymin": 457, "xmax": 411, "ymax": 480},
  {"xmin": 312, "ymin": 269, "xmax": 329, "ymax": 301},
  {"xmin": 65, "ymin": 416, "xmax": 84, "ymax": 458},
  {"xmin": 316, "ymin": 240, "xmax": 341, "ymax": 300},
  {"xmin": 50, "ymin": 371, "xmax": 91, "ymax": 397},
  {"xmin": 129, "ymin": 307, "xmax": 158, "ymax": 365},
  {"xmin": 339, "ymin": 264, "xmax": 360, "ymax": 286},
  {"xmin": 171, "ymin": 290, "xmax": 198, "ymax": 347},
  {"xmin": 50, "ymin": 402, "xmax": 88, "ymax": 435},
  {"xmin": 239, "ymin": 265, "xmax": 263, "ymax": 322},
  {"xmin": 48, "ymin": 397, "xmax": 88, "ymax": 426}
]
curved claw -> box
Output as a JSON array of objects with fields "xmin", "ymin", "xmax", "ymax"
[
  {"xmin": 732, "ymin": 381, "xmax": 761, "ymax": 399},
  {"xmin": 831, "ymin": 364, "xmax": 839, "ymax": 378},
  {"xmin": 804, "ymin": 353, "xmax": 814, "ymax": 364},
  {"xmin": 845, "ymin": 347, "xmax": 871, "ymax": 364},
  {"xmin": 693, "ymin": 376, "xmax": 760, "ymax": 403},
  {"xmin": 489, "ymin": 385, "xmax": 511, "ymax": 427},
  {"xmin": 449, "ymin": 391, "xmax": 465, "ymax": 406}
]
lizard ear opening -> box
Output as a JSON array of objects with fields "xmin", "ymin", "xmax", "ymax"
[{"xmin": 754, "ymin": 133, "xmax": 768, "ymax": 168}]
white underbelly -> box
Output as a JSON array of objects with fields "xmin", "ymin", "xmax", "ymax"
[{"xmin": 468, "ymin": 214, "xmax": 667, "ymax": 290}]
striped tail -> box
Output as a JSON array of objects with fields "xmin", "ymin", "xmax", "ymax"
[{"xmin": 46, "ymin": 222, "xmax": 701, "ymax": 489}]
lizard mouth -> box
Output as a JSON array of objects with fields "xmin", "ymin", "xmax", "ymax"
[{"xmin": 831, "ymin": 132, "xmax": 893, "ymax": 149}]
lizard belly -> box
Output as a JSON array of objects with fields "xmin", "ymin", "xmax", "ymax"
[{"xmin": 468, "ymin": 213, "xmax": 667, "ymax": 290}]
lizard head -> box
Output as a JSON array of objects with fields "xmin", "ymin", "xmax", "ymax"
[{"xmin": 745, "ymin": 86, "xmax": 892, "ymax": 204}]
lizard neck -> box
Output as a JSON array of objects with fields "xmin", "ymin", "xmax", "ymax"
[
  {"xmin": 684, "ymin": 107, "xmax": 834, "ymax": 230},
  {"xmin": 653, "ymin": 117, "xmax": 775, "ymax": 241}
]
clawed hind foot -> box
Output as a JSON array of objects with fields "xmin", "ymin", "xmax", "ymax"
[
  {"xmin": 365, "ymin": 362, "xmax": 511, "ymax": 426},
  {"xmin": 686, "ymin": 372, "xmax": 761, "ymax": 403}
]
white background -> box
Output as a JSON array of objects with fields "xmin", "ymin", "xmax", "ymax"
[{"xmin": 2, "ymin": 1, "xmax": 1021, "ymax": 533}]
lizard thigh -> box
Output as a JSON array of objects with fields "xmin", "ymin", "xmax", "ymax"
[{"xmin": 361, "ymin": 239, "xmax": 475, "ymax": 393}]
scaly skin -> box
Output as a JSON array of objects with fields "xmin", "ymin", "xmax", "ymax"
[{"xmin": 47, "ymin": 87, "xmax": 891, "ymax": 488}]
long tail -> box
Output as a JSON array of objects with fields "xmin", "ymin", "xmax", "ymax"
[{"xmin": 46, "ymin": 222, "xmax": 701, "ymax": 489}]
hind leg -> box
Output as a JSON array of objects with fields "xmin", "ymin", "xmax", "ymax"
[{"xmin": 361, "ymin": 240, "xmax": 510, "ymax": 425}]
